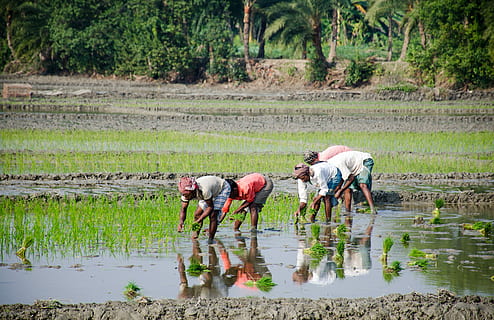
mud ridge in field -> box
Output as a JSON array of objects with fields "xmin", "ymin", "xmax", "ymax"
[
  {"xmin": 1, "ymin": 290, "xmax": 493, "ymax": 320},
  {"xmin": 1, "ymin": 172, "xmax": 493, "ymax": 205}
]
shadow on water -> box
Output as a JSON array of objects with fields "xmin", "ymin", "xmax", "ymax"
[{"xmin": 0, "ymin": 203, "xmax": 493, "ymax": 304}]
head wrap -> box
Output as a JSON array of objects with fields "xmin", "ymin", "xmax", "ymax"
[
  {"xmin": 178, "ymin": 176, "xmax": 198, "ymax": 194},
  {"xmin": 293, "ymin": 163, "xmax": 310, "ymax": 179},
  {"xmin": 303, "ymin": 150, "xmax": 319, "ymax": 165}
]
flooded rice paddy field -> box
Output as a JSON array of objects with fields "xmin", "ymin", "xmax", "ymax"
[
  {"xmin": 0, "ymin": 180, "xmax": 493, "ymax": 305},
  {"xmin": 0, "ymin": 76, "xmax": 493, "ymax": 318}
]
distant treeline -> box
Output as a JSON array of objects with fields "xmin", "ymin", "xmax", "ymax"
[{"xmin": 1, "ymin": 0, "xmax": 493, "ymax": 88}]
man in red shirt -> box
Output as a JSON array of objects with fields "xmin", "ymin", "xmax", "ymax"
[{"xmin": 220, "ymin": 173, "xmax": 274, "ymax": 232}]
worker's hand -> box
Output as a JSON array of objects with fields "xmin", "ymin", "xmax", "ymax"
[
  {"xmin": 335, "ymin": 190, "xmax": 342, "ymax": 199},
  {"xmin": 177, "ymin": 223, "xmax": 184, "ymax": 232}
]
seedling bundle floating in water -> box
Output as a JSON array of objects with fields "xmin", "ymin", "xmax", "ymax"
[
  {"xmin": 244, "ymin": 276, "xmax": 277, "ymax": 292},
  {"xmin": 380, "ymin": 236, "xmax": 394, "ymax": 265},
  {"xmin": 124, "ymin": 281, "xmax": 141, "ymax": 299},
  {"xmin": 463, "ymin": 221, "xmax": 492, "ymax": 236},
  {"xmin": 186, "ymin": 262, "xmax": 210, "ymax": 277}
]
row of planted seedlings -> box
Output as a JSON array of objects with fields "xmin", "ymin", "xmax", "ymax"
[
  {"xmin": 2, "ymin": 151, "xmax": 492, "ymax": 175},
  {"xmin": 3, "ymin": 130, "xmax": 492, "ymax": 153},
  {"xmin": 0, "ymin": 192, "xmax": 300, "ymax": 264},
  {"xmin": 1, "ymin": 129, "xmax": 492, "ymax": 175}
]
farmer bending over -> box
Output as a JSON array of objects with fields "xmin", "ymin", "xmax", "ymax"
[
  {"xmin": 293, "ymin": 161, "xmax": 342, "ymax": 223},
  {"xmin": 177, "ymin": 176, "xmax": 231, "ymax": 243},
  {"xmin": 220, "ymin": 173, "xmax": 274, "ymax": 232},
  {"xmin": 327, "ymin": 150, "xmax": 377, "ymax": 214}
]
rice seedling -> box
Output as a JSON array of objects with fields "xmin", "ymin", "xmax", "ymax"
[
  {"xmin": 408, "ymin": 248, "xmax": 437, "ymax": 260},
  {"xmin": 400, "ymin": 233, "xmax": 410, "ymax": 245},
  {"xmin": 0, "ymin": 194, "xmax": 184, "ymax": 258},
  {"xmin": 386, "ymin": 261, "xmax": 403, "ymax": 273},
  {"xmin": 2, "ymin": 129, "xmax": 492, "ymax": 175},
  {"xmin": 463, "ymin": 221, "xmax": 492, "ymax": 236},
  {"xmin": 311, "ymin": 223, "xmax": 321, "ymax": 241},
  {"xmin": 382, "ymin": 261, "xmax": 403, "ymax": 282},
  {"xmin": 243, "ymin": 276, "xmax": 277, "ymax": 292},
  {"xmin": 380, "ymin": 236, "xmax": 394, "ymax": 264},
  {"xmin": 303, "ymin": 241, "xmax": 328, "ymax": 260},
  {"xmin": 124, "ymin": 281, "xmax": 141, "ymax": 299},
  {"xmin": 191, "ymin": 222, "xmax": 202, "ymax": 232},
  {"xmin": 333, "ymin": 239, "xmax": 345, "ymax": 266},
  {"xmin": 333, "ymin": 224, "xmax": 348, "ymax": 240},
  {"xmin": 186, "ymin": 262, "xmax": 210, "ymax": 277},
  {"xmin": 408, "ymin": 259, "xmax": 429, "ymax": 270}
]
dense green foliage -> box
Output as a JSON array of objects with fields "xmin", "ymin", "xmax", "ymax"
[{"xmin": 0, "ymin": 0, "xmax": 493, "ymax": 87}]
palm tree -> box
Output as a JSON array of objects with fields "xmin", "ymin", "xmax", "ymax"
[
  {"xmin": 366, "ymin": 0, "xmax": 407, "ymax": 61},
  {"xmin": 243, "ymin": 0, "xmax": 257, "ymax": 67},
  {"xmin": 398, "ymin": 0, "xmax": 421, "ymax": 61},
  {"xmin": 327, "ymin": 0, "xmax": 351, "ymax": 63},
  {"xmin": 0, "ymin": 0, "xmax": 51, "ymax": 71},
  {"xmin": 265, "ymin": 0, "xmax": 330, "ymax": 63}
]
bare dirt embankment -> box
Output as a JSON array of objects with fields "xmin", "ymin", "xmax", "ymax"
[
  {"xmin": 1, "ymin": 290, "xmax": 493, "ymax": 320},
  {"xmin": 1, "ymin": 73, "xmax": 493, "ymax": 319}
]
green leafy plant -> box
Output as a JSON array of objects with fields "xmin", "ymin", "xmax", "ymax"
[
  {"xmin": 432, "ymin": 198, "xmax": 444, "ymax": 216},
  {"xmin": 186, "ymin": 262, "xmax": 210, "ymax": 277},
  {"xmin": 334, "ymin": 224, "xmax": 348, "ymax": 239},
  {"xmin": 244, "ymin": 276, "xmax": 277, "ymax": 292},
  {"xmin": 124, "ymin": 281, "xmax": 141, "ymax": 299},
  {"xmin": 408, "ymin": 259, "xmax": 429, "ymax": 270},
  {"xmin": 463, "ymin": 221, "xmax": 492, "ymax": 236},
  {"xmin": 380, "ymin": 236, "xmax": 394, "ymax": 265},
  {"xmin": 304, "ymin": 241, "xmax": 328, "ymax": 260},
  {"xmin": 333, "ymin": 239, "xmax": 345, "ymax": 266},
  {"xmin": 191, "ymin": 222, "xmax": 201, "ymax": 232},
  {"xmin": 311, "ymin": 223, "xmax": 321, "ymax": 240},
  {"xmin": 409, "ymin": 248, "xmax": 436, "ymax": 260},
  {"xmin": 16, "ymin": 237, "xmax": 34, "ymax": 260},
  {"xmin": 345, "ymin": 59, "xmax": 375, "ymax": 87},
  {"xmin": 231, "ymin": 212, "xmax": 246, "ymax": 222},
  {"xmin": 400, "ymin": 233, "xmax": 410, "ymax": 244},
  {"xmin": 305, "ymin": 58, "xmax": 328, "ymax": 83}
]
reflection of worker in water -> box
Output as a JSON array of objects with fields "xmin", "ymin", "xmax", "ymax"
[
  {"xmin": 177, "ymin": 239, "xmax": 228, "ymax": 299},
  {"xmin": 220, "ymin": 235, "xmax": 271, "ymax": 290},
  {"xmin": 292, "ymin": 224, "xmax": 337, "ymax": 285},
  {"xmin": 342, "ymin": 215, "xmax": 375, "ymax": 277}
]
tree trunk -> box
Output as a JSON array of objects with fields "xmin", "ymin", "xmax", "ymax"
[
  {"xmin": 418, "ymin": 20, "xmax": 426, "ymax": 49},
  {"xmin": 312, "ymin": 20, "xmax": 326, "ymax": 63},
  {"xmin": 243, "ymin": 3, "xmax": 252, "ymax": 64},
  {"xmin": 257, "ymin": 15, "xmax": 266, "ymax": 59},
  {"xmin": 399, "ymin": 22, "xmax": 412, "ymax": 61},
  {"xmin": 387, "ymin": 15, "xmax": 393, "ymax": 61},
  {"xmin": 5, "ymin": 10, "xmax": 16, "ymax": 60},
  {"xmin": 328, "ymin": 9, "xmax": 338, "ymax": 63}
]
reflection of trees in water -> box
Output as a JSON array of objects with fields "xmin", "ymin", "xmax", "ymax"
[{"xmin": 177, "ymin": 235, "xmax": 271, "ymax": 298}]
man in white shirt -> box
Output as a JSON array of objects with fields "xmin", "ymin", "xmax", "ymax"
[
  {"xmin": 327, "ymin": 150, "xmax": 377, "ymax": 214},
  {"xmin": 292, "ymin": 161, "xmax": 343, "ymax": 222}
]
